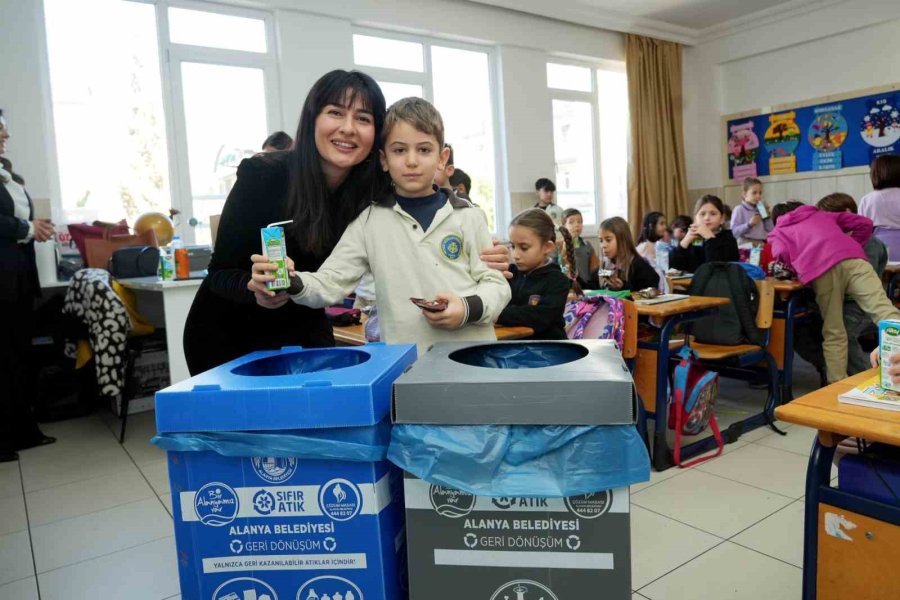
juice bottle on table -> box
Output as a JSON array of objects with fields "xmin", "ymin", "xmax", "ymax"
[{"xmin": 172, "ymin": 235, "xmax": 189, "ymax": 279}]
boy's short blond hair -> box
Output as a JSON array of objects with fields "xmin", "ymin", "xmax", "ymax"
[{"xmin": 383, "ymin": 97, "xmax": 444, "ymax": 147}]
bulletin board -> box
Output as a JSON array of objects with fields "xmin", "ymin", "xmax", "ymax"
[{"xmin": 722, "ymin": 83, "xmax": 900, "ymax": 182}]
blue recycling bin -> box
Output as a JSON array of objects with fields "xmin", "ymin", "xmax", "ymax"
[{"xmin": 153, "ymin": 343, "xmax": 417, "ymax": 600}]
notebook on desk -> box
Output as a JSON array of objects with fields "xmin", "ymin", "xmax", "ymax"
[
  {"xmin": 838, "ymin": 375, "xmax": 900, "ymax": 412},
  {"xmin": 633, "ymin": 293, "xmax": 689, "ymax": 305}
]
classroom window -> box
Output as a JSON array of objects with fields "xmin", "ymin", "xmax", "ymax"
[
  {"xmin": 44, "ymin": 0, "xmax": 277, "ymax": 244},
  {"xmin": 547, "ymin": 61, "xmax": 628, "ymax": 225},
  {"xmin": 44, "ymin": 0, "xmax": 172, "ymax": 224},
  {"xmin": 353, "ymin": 31, "xmax": 502, "ymax": 231},
  {"xmin": 168, "ymin": 7, "xmax": 267, "ymax": 53}
]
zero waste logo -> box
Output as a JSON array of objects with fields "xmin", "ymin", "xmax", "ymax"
[
  {"xmin": 194, "ymin": 482, "xmax": 239, "ymax": 527},
  {"xmin": 318, "ymin": 479, "xmax": 362, "ymax": 522},
  {"xmin": 251, "ymin": 456, "xmax": 298, "ymax": 484}
]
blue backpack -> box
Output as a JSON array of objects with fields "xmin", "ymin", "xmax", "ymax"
[{"xmin": 668, "ymin": 346, "xmax": 723, "ymax": 467}]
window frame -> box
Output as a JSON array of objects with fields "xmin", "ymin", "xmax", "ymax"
[
  {"xmin": 352, "ymin": 27, "xmax": 508, "ymax": 235},
  {"xmin": 157, "ymin": 0, "xmax": 281, "ymax": 243},
  {"xmin": 547, "ymin": 58, "xmax": 603, "ymax": 235}
]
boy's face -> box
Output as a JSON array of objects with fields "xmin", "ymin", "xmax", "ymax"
[
  {"xmin": 673, "ymin": 227, "xmax": 687, "ymax": 241},
  {"xmin": 380, "ymin": 120, "xmax": 449, "ymax": 198},
  {"xmin": 564, "ymin": 214, "xmax": 583, "ymax": 238},
  {"xmin": 537, "ymin": 187, "xmax": 554, "ymax": 205}
]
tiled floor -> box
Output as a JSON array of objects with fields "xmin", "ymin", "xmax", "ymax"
[{"xmin": 0, "ymin": 361, "xmax": 827, "ymax": 599}]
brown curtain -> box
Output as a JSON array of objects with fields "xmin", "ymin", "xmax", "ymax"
[{"xmin": 625, "ymin": 34, "xmax": 689, "ymax": 235}]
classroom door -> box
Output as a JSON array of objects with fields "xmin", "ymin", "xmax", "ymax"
[{"xmin": 169, "ymin": 60, "xmax": 275, "ymax": 245}]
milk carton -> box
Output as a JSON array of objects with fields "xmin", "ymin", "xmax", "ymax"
[
  {"xmin": 880, "ymin": 320, "xmax": 900, "ymax": 391},
  {"xmin": 261, "ymin": 221, "xmax": 291, "ymax": 291}
]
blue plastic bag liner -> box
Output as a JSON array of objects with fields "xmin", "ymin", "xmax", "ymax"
[
  {"xmin": 155, "ymin": 343, "xmax": 416, "ymax": 433},
  {"xmin": 448, "ymin": 342, "xmax": 588, "ymax": 369},
  {"xmin": 734, "ymin": 261, "xmax": 766, "ymax": 280},
  {"xmin": 388, "ymin": 423, "xmax": 649, "ymax": 497},
  {"xmin": 152, "ymin": 418, "xmax": 391, "ymax": 462}
]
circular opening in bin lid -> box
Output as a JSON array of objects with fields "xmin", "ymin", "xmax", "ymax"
[
  {"xmin": 231, "ymin": 349, "xmax": 371, "ymax": 376},
  {"xmin": 448, "ymin": 342, "xmax": 588, "ymax": 369}
]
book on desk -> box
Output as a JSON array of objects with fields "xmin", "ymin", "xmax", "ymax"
[{"xmin": 838, "ymin": 375, "xmax": 900, "ymax": 412}]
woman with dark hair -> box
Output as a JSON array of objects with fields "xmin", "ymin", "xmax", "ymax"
[
  {"xmin": 0, "ymin": 110, "xmax": 56, "ymax": 462},
  {"xmin": 183, "ymin": 70, "xmax": 508, "ymax": 375},
  {"xmin": 859, "ymin": 154, "xmax": 900, "ymax": 260}
]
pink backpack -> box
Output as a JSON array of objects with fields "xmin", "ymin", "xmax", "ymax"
[{"xmin": 563, "ymin": 295, "xmax": 626, "ymax": 348}]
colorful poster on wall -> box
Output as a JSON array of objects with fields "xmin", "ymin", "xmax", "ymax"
[
  {"xmin": 860, "ymin": 95, "xmax": 900, "ymax": 160},
  {"xmin": 727, "ymin": 120, "xmax": 759, "ymax": 181},
  {"xmin": 764, "ymin": 111, "xmax": 800, "ymax": 174},
  {"xmin": 724, "ymin": 84, "xmax": 900, "ymax": 179},
  {"xmin": 808, "ymin": 105, "xmax": 847, "ymax": 171}
]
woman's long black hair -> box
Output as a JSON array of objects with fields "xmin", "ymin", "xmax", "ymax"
[{"xmin": 278, "ymin": 70, "xmax": 387, "ymax": 257}]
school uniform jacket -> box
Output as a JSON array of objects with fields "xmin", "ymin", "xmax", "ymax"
[
  {"xmin": 669, "ymin": 229, "xmax": 740, "ymax": 274},
  {"xmin": 290, "ymin": 187, "xmax": 511, "ymax": 352},
  {"xmin": 497, "ymin": 262, "xmax": 570, "ymax": 340}
]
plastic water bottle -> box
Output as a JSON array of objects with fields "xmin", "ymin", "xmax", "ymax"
[
  {"xmin": 172, "ymin": 235, "xmax": 189, "ymax": 279},
  {"xmin": 655, "ymin": 240, "xmax": 669, "ymax": 272}
]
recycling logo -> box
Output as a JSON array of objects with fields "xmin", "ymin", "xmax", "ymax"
[
  {"xmin": 253, "ymin": 490, "xmax": 276, "ymax": 515},
  {"xmin": 566, "ymin": 535, "xmax": 581, "ymax": 551},
  {"xmin": 324, "ymin": 537, "xmax": 337, "ymax": 552},
  {"xmin": 464, "ymin": 533, "xmax": 478, "ymax": 548},
  {"xmin": 230, "ymin": 539, "xmax": 244, "ymax": 554}
]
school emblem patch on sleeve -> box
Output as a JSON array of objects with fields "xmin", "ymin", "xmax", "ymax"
[
  {"xmin": 528, "ymin": 294, "xmax": 541, "ymax": 306},
  {"xmin": 441, "ymin": 234, "xmax": 463, "ymax": 260}
]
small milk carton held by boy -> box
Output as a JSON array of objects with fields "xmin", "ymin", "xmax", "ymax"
[
  {"xmin": 880, "ymin": 320, "xmax": 900, "ymax": 392},
  {"xmin": 261, "ymin": 220, "xmax": 292, "ymax": 291}
]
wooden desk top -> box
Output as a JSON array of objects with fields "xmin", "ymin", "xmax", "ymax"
[
  {"xmin": 333, "ymin": 319, "xmax": 534, "ymax": 346},
  {"xmin": 670, "ymin": 276, "xmax": 804, "ymax": 294},
  {"xmin": 884, "ymin": 262, "xmax": 900, "ymax": 274},
  {"xmin": 775, "ymin": 368, "xmax": 900, "ymax": 447},
  {"xmin": 635, "ymin": 295, "xmax": 729, "ymax": 318}
]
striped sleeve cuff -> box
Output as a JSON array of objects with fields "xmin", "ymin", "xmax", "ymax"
[{"xmin": 462, "ymin": 295, "xmax": 484, "ymax": 324}]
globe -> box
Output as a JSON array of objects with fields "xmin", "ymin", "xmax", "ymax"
[{"xmin": 134, "ymin": 212, "xmax": 175, "ymax": 246}]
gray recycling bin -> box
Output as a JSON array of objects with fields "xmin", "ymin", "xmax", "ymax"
[{"xmin": 389, "ymin": 339, "xmax": 648, "ymax": 600}]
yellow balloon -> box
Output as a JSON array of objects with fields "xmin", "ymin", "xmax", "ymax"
[{"xmin": 134, "ymin": 212, "xmax": 175, "ymax": 246}]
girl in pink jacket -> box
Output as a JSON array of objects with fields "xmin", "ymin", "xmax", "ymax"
[{"xmin": 769, "ymin": 204, "xmax": 900, "ymax": 383}]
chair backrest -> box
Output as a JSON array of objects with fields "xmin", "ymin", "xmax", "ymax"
[
  {"xmin": 621, "ymin": 299, "xmax": 638, "ymax": 359},
  {"xmin": 754, "ymin": 279, "xmax": 774, "ymax": 330},
  {"xmin": 84, "ymin": 229, "xmax": 159, "ymax": 270}
]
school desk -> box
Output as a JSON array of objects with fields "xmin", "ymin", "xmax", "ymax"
[
  {"xmin": 670, "ymin": 276, "xmax": 807, "ymax": 402},
  {"xmin": 634, "ymin": 295, "xmax": 730, "ymax": 471},
  {"xmin": 333, "ymin": 317, "xmax": 534, "ymax": 346},
  {"xmin": 775, "ymin": 368, "xmax": 900, "ymax": 600}
]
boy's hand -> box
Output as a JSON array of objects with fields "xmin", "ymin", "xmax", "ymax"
[
  {"xmin": 248, "ymin": 254, "xmax": 295, "ymax": 298},
  {"xmin": 872, "ymin": 350, "xmax": 900, "ymax": 385},
  {"xmin": 481, "ymin": 240, "xmax": 512, "ymax": 279},
  {"xmin": 421, "ymin": 293, "xmax": 465, "ymax": 329}
]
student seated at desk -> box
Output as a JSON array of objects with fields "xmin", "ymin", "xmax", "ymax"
[
  {"xmin": 597, "ymin": 216, "xmax": 660, "ymax": 292},
  {"xmin": 670, "ymin": 195, "xmax": 739, "ymax": 274},
  {"xmin": 497, "ymin": 208, "xmax": 575, "ymax": 340}
]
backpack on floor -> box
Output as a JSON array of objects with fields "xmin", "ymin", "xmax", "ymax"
[
  {"xmin": 563, "ymin": 294, "xmax": 626, "ymax": 348},
  {"xmin": 688, "ymin": 262, "xmax": 763, "ymax": 346},
  {"xmin": 668, "ymin": 346, "xmax": 723, "ymax": 467}
]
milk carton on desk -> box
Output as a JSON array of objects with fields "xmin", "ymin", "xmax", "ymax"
[{"xmin": 880, "ymin": 320, "xmax": 900, "ymax": 391}]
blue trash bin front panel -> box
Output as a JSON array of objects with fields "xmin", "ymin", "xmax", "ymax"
[{"xmin": 167, "ymin": 451, "xmax": 406, "ymax": 600}]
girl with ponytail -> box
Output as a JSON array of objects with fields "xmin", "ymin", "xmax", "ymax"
[{"xmin": 497, "ymin": 208, "xmax": 577, "ymax": 340}]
